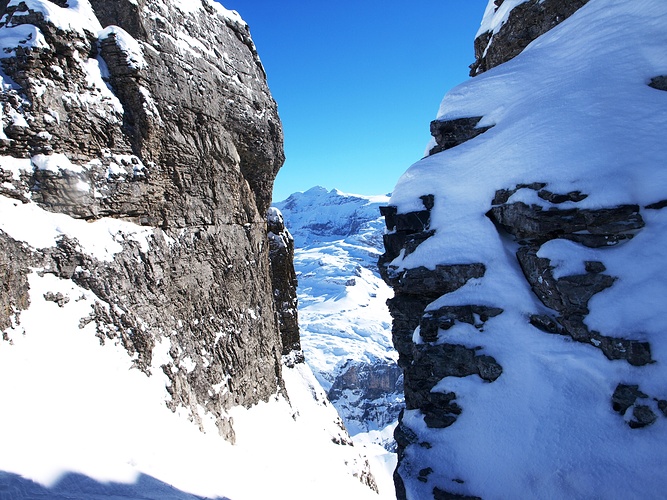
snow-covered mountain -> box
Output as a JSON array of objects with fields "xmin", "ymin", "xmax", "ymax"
[
  {"xmin": 275, "ymin": 187, "xmax": 403, "ymax": 440},
  {"xmin": 381, "ymin": 0, "xmax": 667, "ymax": 498}
]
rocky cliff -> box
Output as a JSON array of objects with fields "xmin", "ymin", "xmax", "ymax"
[
  {"xmin": 0, "ymin": 0, "xmax": 285, "ymax": 441},
  {"xmin": 0, "ymin": 2, "xmax": 382, "ymax": 497},
  {"xmin": 380, "ymin": 0, "xmax": 667, "ymax": 498}
]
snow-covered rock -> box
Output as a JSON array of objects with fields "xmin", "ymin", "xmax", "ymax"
[{"xmin": 381, "ymin": 0, "xmax": 667, "ymax": 498}]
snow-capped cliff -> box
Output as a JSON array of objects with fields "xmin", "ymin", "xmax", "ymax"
[{"xmin": 381, "ymin": 0, "xmax": 667, "ymax": 498}]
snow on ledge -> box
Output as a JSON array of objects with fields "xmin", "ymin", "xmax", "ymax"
[
  {"xmin": 0, "ymin": 195, "xmax": 153, "ymax": 262},
  {"xmin": 5, "ymin": 0, "xmax": 103, "ymax": 36},
  {"xmin": 99, "ymin": 26, "xmax": 147, "ymax": 70},
  {"xmin": 170, "ymin": 0, "xmax": 244, "ymax": 24},
  {"xmin": 476, "ymin": 0, "xmax": 531, "ymax": 38}
]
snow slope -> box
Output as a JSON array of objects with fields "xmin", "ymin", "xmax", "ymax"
[
  {"xmin": 388, "ymin": 0, "xmax": 667, "ymax": 497},
  {"xmin": 0, "ymin": 272, "xmax": 379, "ymax": 499}
]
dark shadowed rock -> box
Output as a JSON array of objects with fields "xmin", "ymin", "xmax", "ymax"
[
  {"xmin": 387, "ymin": 294, "xmax": 434, "ymax": 369},
  {"xmin": 433, "ymin": 487, "xmax": 482, "ymax": 500},
  {"xmin": 649, "ymin": 76, "xmax": 667, "ymax": 91},
  {"xmin": 267, "ymin": 208, "xmax": 301, "ymax": 356},
  {"xmin": 404, "ymin": 343, "xmax": 502, "ymax": 429},
  {"xmin": 420, "ymin": 305, "xmax": 504, "ymax": 342},
  {"xmin": 611, "ymin": 383, "xmax": 664, "ymax": 429},
  {"xmin": 518, "ymin": 246, "xmax": 652, "ymax": 366},
  {"xmin": 429, "ymin": 117, "xmax": 494, "ymax": 156},
  {"xmin": 488, "ymin": 201, "xmax": 644, "ymax": 246},
  {"xmin": 612, "ymin": 384, "xmax": 647, "ymax": 414},
  {"xmin": 470, "ymin": 0, "xmax": 591, "ymax": 76},
  {"xmin": 382, "ymin": 264, "xmax": 486, "ymax": 298}
]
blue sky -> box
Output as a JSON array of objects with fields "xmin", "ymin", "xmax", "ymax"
[{"xmin": 216, "ymin": 1, "xmax": 489, "ymax": 202}]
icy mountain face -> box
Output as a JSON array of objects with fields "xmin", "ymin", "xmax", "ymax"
[
  {"xmin": 275, "ymin": 187, "xmax": 403, "ymax": 437},
  {"xmin": 0, "ymin": 2, "xmax": 380, "ymax": 498},
  {"xmin": 381, "ymin": 0, "xmax": 667, "ymax": 498}
]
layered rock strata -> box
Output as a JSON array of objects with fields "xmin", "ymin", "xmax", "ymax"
[
  {"xmin": 0, "ymin": 0, "xmax": 286, "ymax": 441},
  {"xmin": 470, "ymin": 0, "xmax": 591, "ymax": 76},
  {"xmin": 267, "ymin": 207, "xmax": 301, "ymax": 357}
]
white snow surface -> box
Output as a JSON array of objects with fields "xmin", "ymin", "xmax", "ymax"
[
  {"xmin": 5, "ymin": 0, "xmax": 103, "ymax": 35},
  {"xmin": 390, "ymin": 0, "xmax": 667, "ymax": 498},
  {"xmin": 0, "ymin": 271, "xmax": 385, "ymax": 499},
  {"xmin": 275, "ymin": 186, "xmax": 395, "ymax": 391}
]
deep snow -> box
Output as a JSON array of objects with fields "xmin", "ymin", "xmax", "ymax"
[{"xmin": 388, "ymin": 0, "xmax": 667, "ymax": 498}]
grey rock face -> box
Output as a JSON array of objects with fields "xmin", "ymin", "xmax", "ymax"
[
  {"xmin": 611, "ymin": 383, "xmax": 667, "ymax": 429},
  {"xmin": 486, "ymin": 184, "xmax": 652, "ymax": 367},
  {"xmin": 267, "ymin": 208, "xmax": 301, "ymax": 356},
  {"xmin": 488, "ymin": 200, "xmax": 644, "ymax": 247},
  {"xmin": 381, "ymin": 182, "xmax": 658, "ymax": 496},
  {"xmin": 0, "ymin": 233, "xmax": 35, "ymax": 334},
  {"xmin": 0, "ymin": 0, "xmax": 288, "ymax": 441},
  {"xmin": 470, "ymin": 0, "xmax": 590, "ymax": 76},
  {"xmin": 649, "ymin": 75, "xmax": 667, "ymax": 91},
  {"xmin": 327, "ymin": 360, "xmax": 404, "ymax": 439},
  {"xmin": 379, "ymin": 194, "xmax": 498, "ymax": 497}
]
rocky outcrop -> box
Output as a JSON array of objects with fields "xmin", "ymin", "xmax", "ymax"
[
  {"xmin": 380, "ymin": 1, "xmax": 666, "ymax": 498},
  {"xmin": 486, "ymin": 184, "xmax": 652, "ymax": 366},
  {"xmin": 428, "ymin": 117, "xmax": 493, "ymax": 156},
  {"xmin": 267, "ymin": 207, "xmax": 301, "ymax": 357},
  {"xmin": 470, "ymin": 0, "xmax": 591, "ymax": 76},
  {"xmin": 0, "ymin": 0, "xmax": 288, "ymax": 441},
  {"xmin": 327, "ymin": 360, "xmax": 404, "ymax": 439}
]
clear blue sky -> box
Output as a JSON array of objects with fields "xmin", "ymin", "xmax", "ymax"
[{"xmin": 216, "ymin": 1, "xmax": 489, "ymax": 202}]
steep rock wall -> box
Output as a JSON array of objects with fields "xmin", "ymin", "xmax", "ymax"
[
  {"xmin": 0, "ymin": 0, "xmax": 285, "ymax": 441},
  {"xmin": 381, "ymin": 0, "xmax": 667, "ymax": 498},
  {"xmin": 470, "ymin": 0, "xmax": 590, "ymax": 76}
]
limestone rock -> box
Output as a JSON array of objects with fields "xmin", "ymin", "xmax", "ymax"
[
  {"xmin": 0, "ymin": 0, "xmax": 287, "ymax": 440},
  {"xmin": 267, "ymin": 207, "xmax": 301, "ymax": 356},
  {"xmin": 470, "ymin": 0, "xmax": 591, "ymax": 76}
]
